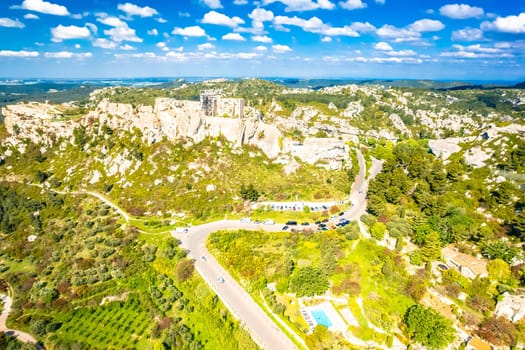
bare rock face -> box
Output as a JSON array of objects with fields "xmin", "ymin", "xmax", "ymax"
[
  {"xmin": 3, "ymin": 98, "xmax": 351, "ymax": 168},
  {"xmin": 428, "ymin": 138, "xmax": 463, "ymax": 160},
  {"xmin": 244, "ymin": 120, "xmax": 282, "ymax": 159},
  {"xmin": 389, "ymin": 113, "xmax": 411, "ymax": 136},
  {"xmin": 2, "ymin": 103, "xmax": 74, "ymax": 152},
  {"xmin": 496, "ymin": 293, "xmax": 525, "ymax": 323},
  {"xmin": 285, "ymin": 138, "xmax": 349, "ymax": 169}
]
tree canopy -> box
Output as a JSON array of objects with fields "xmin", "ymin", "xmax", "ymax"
[
  {"xmin": 289, "ymin": 266, "xmax": 329, "ymax": 297},
  {"xmin": 404, "ymin": 304, "xmax": 455, "ymax": 349}
]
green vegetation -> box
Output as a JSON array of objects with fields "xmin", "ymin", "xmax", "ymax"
[
  {"xmin": 0, "ymin": 132, "xmax": 350, "ymax": 221},
  {"xmin": 403, "ymin": 304, "xmax": 455, "ymax": 349},
  {"xmin": 0, "ymin": 182, "xmax": 256, "ymax": 349},
  {"xmin": 289, "ymin": 267, "xmax": 329, "ymax": 297},
  {"xmin": 208, "ymin": 229, "xmax": 418, "ymax": 346}
]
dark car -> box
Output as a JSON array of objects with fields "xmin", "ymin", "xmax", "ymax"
[
  {"xmin": 322, "ymin": 218, "xmax": 329, "ymax": 223},
  {"xmin": 282, "ymin": 225, "xmax": 289, "ymax": 230},
  {"xmin": 301, "ymin": 222, "xmax": 309, "ymax": 226},
  {"xmin": 286, "ymin": 220, "xmax": 298, "ymax": 225},
  {"xmin": 315, "ymin": 220, "xmax": 321, "ymax": 225},
  {"xmin": 339, "ymin": 212, "xmax": 345, "ymax": 216}
]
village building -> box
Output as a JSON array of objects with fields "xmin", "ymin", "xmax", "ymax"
[{"xmin": 441, "ymin": 246, "xmax": 488, "ymax": 279}]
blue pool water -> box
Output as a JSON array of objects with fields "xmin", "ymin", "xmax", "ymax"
[{"xmin": 310, "ymin": 309, "xmax": 332, "ymax": 328}]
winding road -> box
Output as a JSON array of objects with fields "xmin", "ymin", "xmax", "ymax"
[
  {"xmin": 172, "ymin": 149, "xmax": 383, "ymax": 350},
  {"xmin": 1, "ymin": 148, "xmax": 382, "ymax": 349},
  {"xmin": 0, "ymin": 293, "xmax": 39, "ymax": 346}
]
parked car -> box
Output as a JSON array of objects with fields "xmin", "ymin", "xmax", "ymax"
[
  {"xmin": 282, "ymin": 225, "xmax": 289, "ymax": 230},
  {"xmin": 286, "ymin": 220, "xmax": 298, "ymax": 225},
  {"xmin": 217, "ymin": 277, "xmax": 225, "ymax": 283},
  {"xmin": 240, "ymin": 217, "xmax": 251, "ymax": 223},
  {"xmin": 200, "ymin": 256, "xmax": 206, "ymax": 261},
  {"xmin": 263, "ymin": 219, "xmax": 275, "ymax": 225},
  {"xmin": 301, "ymin": 222, "xmax": 310, "ymax": 226},
  {"xmin": 253, "ymin": 220, "xmax": 262, "ymax": 224}
]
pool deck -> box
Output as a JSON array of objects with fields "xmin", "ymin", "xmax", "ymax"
[{"xmin": 301, "ymin": 301, "xmax": 347, "ymax": 334}]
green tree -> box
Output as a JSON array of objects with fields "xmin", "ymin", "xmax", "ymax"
[
  {"xmin": 175, "ymin": 259, "xmax": 195, "ymax": 282},
  {"xmin": 240, "ymin": 184, "xmax": 260, "ymax": 202},
  {"xmin": 421, "ymin": 231, "xmax": 441, "ymax": 262},
  {"xmin": 367, "ymin": 194, "xmax": 386, "ymax": 216},
  {"xmin": 481, "ymin": 241, "xmax": 518, "ymax": 264},
  {"xmin": 370, "ymin": 222, "xmax": 386, "ymax": 240},
  {"xmin": 290, "ymin": 266, "xmax": 329, "ymax": 297},
  {"xmin": 487, "ymin": 259, "xmax": 511, "ymax": 283},
  {"xmin": 514, "ymin": 211, "xmax": 525, "ymax": 240},
  {"xmin": 404, "ymin": 304, "xmax": 455, "ymax": 349}
]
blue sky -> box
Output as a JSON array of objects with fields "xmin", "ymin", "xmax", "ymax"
[{"xmin": 0, "ymin": 0, "xmax": 524, "ymax": 80}]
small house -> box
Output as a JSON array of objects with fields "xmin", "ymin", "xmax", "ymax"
[{"xmin": 441, "ymin": 246, "xmax": 488, "ymax": 279}]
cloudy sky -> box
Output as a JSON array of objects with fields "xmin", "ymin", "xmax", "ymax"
[{"xmin": 0, "ymin": 0, "xmax": 524, "ymax": 80}]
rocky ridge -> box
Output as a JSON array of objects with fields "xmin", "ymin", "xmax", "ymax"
[{"xmin": 2, "ymin": 96, "xmax": 350, "ymax": 170}]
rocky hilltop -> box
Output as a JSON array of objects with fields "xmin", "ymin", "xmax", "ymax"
[{"xmin": 2, "ymin": 95, "xmax": 350, "ymax": 170}]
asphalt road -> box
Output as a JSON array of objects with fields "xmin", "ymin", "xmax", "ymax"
[
  {"xmin": 173, "ymin": 149, "xmax": 383, "ymax": 350},
  {"xmin": 175, "ymin": 221, "xmax": 296, "ymax": 350}
]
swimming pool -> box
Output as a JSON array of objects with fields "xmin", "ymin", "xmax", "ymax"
[{"xmin": 310, "ymin": 309, "xmax": 332, "ymax": 328}]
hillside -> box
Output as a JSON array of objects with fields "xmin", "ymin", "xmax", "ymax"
[{"xmin": 0, "ymin": 79, "xmax": 524, "ymax": 349}]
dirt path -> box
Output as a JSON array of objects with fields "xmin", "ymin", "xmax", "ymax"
[{"xmin": 0, "ymin": 293, "xmax": 39, "ymax": 346}]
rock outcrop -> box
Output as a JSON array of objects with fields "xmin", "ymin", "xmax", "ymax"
[
  {"xmin": 2, "ymin": 98, "xmax": 350, "ymax": 169},
  {"xmin": 495, "ymin": 293, "xmax": 525, "ymax": 323}
]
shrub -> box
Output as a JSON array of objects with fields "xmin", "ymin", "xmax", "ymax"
[
  {"xmin": 290, "ymin": 266, "xmax": 329, "ymax": 297},
  {"xmin": 175, "ymin": 259, "xmax": 195, "ymax": 282}
]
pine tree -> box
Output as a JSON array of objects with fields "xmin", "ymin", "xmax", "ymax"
[{"xmin": 421, "ymin": 230, "xmax": 441, "ymax": 262}]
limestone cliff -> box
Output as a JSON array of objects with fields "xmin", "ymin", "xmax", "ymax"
[{"xmin": 2, "ymin": 98, "xmax": 350, "ymax": 169}]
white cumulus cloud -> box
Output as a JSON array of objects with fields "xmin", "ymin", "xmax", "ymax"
[
  {"xmin": 351, "ymin": 21, "xmax": 376, "ymax": 33},
  {"xmin": 439, "ymin": 4, "xmax": 484, "ymax": 19},
  {"xmin": 93, "ymin": 38, "xmax": 117, "ymax": 49},
  {"xmin": 274, "ymin": 15, "xmax": 359, "ymax": 36},
  {"xmin": 339, "ymin": 0, "xmax": 367, "ymax": 10},
  {"xmin": 202, "ymin": 11, "xmax": 245, "ymax": 27},
  {"xmin": 321, "ymin": 36, "xmax": 332, "ymax": 42},
  {"xmin": 44, "ymin": 51, "xmax": 92, "ymax": 58},
  {"xmin": 118, "ymin": 2, "xmax": 158, "ymax": 17},
  {"xmin": 263, "ymin": 0, "xmax": 335, "ymax": 12},
  {"xmin": 254, "ymin": 45, "xmax": 267, "ymax": 51},
  {"xmin": 198, "ymin": 42, "xmax": 215, "ymax": 50},
  {"xmin": 23, "ymin": 13, "xmax": 39, "ymax": 19},
  {"xmin": 222, "ymin": 32, "xmax": 246, "ymax": 41},
  {"xmin": 0, "ymin": 18, "xmax": 25, "ymax": 28},
  {"xmin": 201, "ymin": 0, "xmax": 223, "ymax": 9},
  {"xmin": 51, "ymin": 24, "xmax": 91, "ymax": 42},
  {"xmin": 451, "ymin": 27, "xmax": 483, "ymax": 41},
  {"xmin": 0, "ymin": 50, "xmax": 39, "ymax": 57},
  {"xmin": 252, "ymin": 35, "xmax": 273, "ymax": 43},
  {"xmin": 147, "ymin": 28, "xmax": 158, "ymax": 36},
  {"xmin": 272, "ymin": 44, "xmax": 292, "ymax": 53},
  {"xmin": 409, "ymin": 19, "xmax": 445, "ymax": 32},
  {"xmin": 97, "ymin": 15, "xmax": 142, "ymax": 42},
  {"xmin": 20, "ymin": 0, "xmax": 69, "ymax": 16},
  {"xmin": 482, "ymin": 13, "xmax": 525, "ymax": 33},
  {"xmin": 374, "ymin": 41, "xmax": 393, "ymax": 51},
  {"xmin": 172, "ymin": 26, "xmax": 207, "ymax": 37}
]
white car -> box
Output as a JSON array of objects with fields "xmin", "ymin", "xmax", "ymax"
[
  {"xmin": 218, "ymin": 277, "xmax": 225, "ymax": 283},
  {"xmin": 240, "ymin": 217, "xmax": 251, "ymax": 223},
  {"xmin": 263, "ymin": 219, "xmax": 275, "ymax": 225}
]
